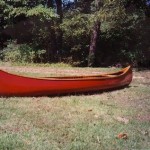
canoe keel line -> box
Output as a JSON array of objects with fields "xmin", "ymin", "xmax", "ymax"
[{"xmin": 0, "ymin": 66, "xmax": 132, "ymax": 97}]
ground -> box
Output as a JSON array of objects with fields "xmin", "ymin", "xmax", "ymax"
[{"xmin": 0, "ymin": 63, "xmax": 150, "ymax": 150}]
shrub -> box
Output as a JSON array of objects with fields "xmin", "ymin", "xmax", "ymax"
[{"xmin": 1, "ymin": 42, "xmax": 46, "ymax": 63}]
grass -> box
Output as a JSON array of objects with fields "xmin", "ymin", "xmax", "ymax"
[
  {"xmin": 0, "ymin": 63, "xmax": 150, "ymax": 150},
  {"xmin": 0, "ymin": 61, "xmax": 72, "ymax": 68}
]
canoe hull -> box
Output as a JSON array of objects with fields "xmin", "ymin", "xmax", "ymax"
[{"xmin": 0, "ymin": 66, "xmax": 132, "ymax": 96}]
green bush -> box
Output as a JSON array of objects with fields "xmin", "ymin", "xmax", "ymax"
[{"xmin": 1, "ymin": 42, "xmax": 46, "ymax": 63}]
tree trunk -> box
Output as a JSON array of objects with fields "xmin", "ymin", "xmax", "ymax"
[
  {"xmin": 47, "ymin": 0, "xmax": 54, "ymax": 8},
  {"xmin": 0, "ymin": 12, "xmax": 5, "ymax": 50},
  {"xmin": 46, "ymin": 0, "xmax": 63, "ymax": 62},
  {"xmin": 88, "ymin": 20, "xmax": 101, "ymax": 67},
  {"xmin": 55, "ymin": 0, "xmax": 63, "ymax": 21},
  {"xmin": 55, "ymin": 0, "xmax": 63, "ymax": 61},
  {"xmin": 74, "ymin": 0, "xmax": 78, "ymax": 7}
]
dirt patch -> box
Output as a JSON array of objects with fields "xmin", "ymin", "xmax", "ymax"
[
  {"xmin": 137, "ymin": 114, "xmax": 150, "ymax": 122},
  {"xmin": 133, "ymin": 70, "xmax": 150, "ymax": 85}
]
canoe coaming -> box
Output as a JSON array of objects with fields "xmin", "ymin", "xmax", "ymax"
[{"xmin": 0, "ymin": 66, "xmax": 132, "ymax": 96}]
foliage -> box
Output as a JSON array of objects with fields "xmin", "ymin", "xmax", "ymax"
[
  {"xmin": 26, "ymin": 5, "xmax": 57, "ymax": 19},
  {"xmin": 0, "ymin": 0, "xmax": 58, "ymax": 62},
  {"xmin": 0, "ymin": 0, "xmax": 150, "ymax": 67},
  {"xmin": 61, "ymin": 13, "xmax": 91, "ymax": 65},
  {"xmin": 1, "ymin": 42, "xmax": 46, "ymax": 63}
]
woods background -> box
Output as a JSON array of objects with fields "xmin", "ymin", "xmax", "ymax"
[{"xmin": 0, "ymin": 0, "xmax": 150, "ymax": 67}]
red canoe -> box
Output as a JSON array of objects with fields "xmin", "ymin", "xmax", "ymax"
[{"xmin": 0, "ymin": 66, "xmax": 132, "ymax": 97}]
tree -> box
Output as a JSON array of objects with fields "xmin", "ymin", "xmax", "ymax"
[
  {"xmin": 55, "ymin": 0, "xmax": 63, "ymax": 61},
  {"xmin": 55, "ymin": 0, "xmax": 63, "ymax": 21},
  {"xmin": 88, "ymin": 20, "xmax": 101, "ymax": 67},
  {"xmin": 47, "ymin": 0, "xmax": 54, "ymax": 8},
  {"xmin": 88, "ymin": 0, "xmax": 101, "ymax": 67},
  {"xmin": 91, "ymin": 0, "xmax": 131, "ymax": 65}
]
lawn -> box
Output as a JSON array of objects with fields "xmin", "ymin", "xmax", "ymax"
[{"xmin": 0, "ymin": 63, "xmax": 150, "ymax": 150}]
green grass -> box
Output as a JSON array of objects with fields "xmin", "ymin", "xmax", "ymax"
[{"xmin": 0, "ymin": 64, "xmax": 150, "ymax": 150}]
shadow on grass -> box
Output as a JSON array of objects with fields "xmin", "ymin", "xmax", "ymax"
[
  {"xmin": 52, "ymin": 85, "xmax": 131, "ymax": 97},
  {"xmin": 134, "ymin": 67, "xmax": 150, "ymax": 71},
  {"xmin": 0, "ymin": 85, "xmax": 131, "ymax": 98}
]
